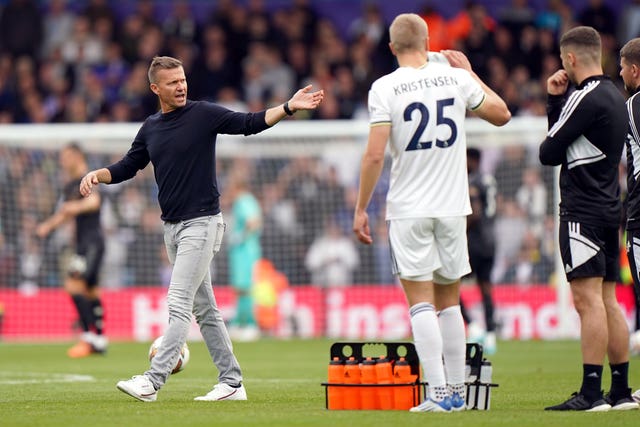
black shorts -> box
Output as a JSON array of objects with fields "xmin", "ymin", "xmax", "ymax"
[
  {"xmin": 68, "ymin": 241, "xmax": 104, "ymax": 288},
  {"xmin": 559, "ymin": 221, "xmax": 618, "ymax": 282},
  {"xmin": 625, "ymin": 230, "xmax": 640, "ymax": 304},
  {"xmin": 468, "ymin": 253, "xmax": 494, "ymax": 283}
]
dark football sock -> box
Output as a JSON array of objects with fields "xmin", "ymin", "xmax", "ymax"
[
  {"xmin": 70, "ymin": 294, "xmax": 92, "ymax": 333},
  {"xmin": 459, "ymin": 299, "xmax": 472, "ymax": 325},
  {"xmin": 481, "ymin": 290, "xmax": 496, "ymax": 332},
  {"xmin": 90, "ymin": 297, "xmax": 104, "ymax": 335},
  {"xmin": 609, "ymin": 362, "xmax": 629, "ymax": 397},
  {"xmin": 579, "ymin": 364, "xmax": 603, "ymax": 401}
]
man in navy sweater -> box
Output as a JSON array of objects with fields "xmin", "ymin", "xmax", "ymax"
[{"xmin": 79, "ymin": 56, "xmax": 324, "ymax": 402}]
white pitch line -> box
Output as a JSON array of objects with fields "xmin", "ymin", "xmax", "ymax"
[
  {"xmin": 248, "ymin": 378, "xmax": 316, "ymax": 383},
  {"xmin": 182, "ymin": 378, "xmax": 317, "ymax": 385},
  {"xmin": 0, "ymin": 372, "xmax": 95, "ymax": 385},
  {"xmin": 0, "ymin": 372, "xmax": 317, "ymax": 386}
]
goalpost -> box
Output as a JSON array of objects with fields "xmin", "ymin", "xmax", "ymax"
[{"xmin": 0, "ymin": 117, "xmax": 577, "ymax": 340}]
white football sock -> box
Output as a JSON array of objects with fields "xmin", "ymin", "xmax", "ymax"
[
  {"xmin": 439, "ymin": 305, "xmax": 466, "ymax": 391},
  {"xmin": 410, "ymin": 302, "xmax": 447, "ymax": 400}
]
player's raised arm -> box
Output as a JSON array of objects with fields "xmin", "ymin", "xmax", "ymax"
[
  {"xmin": 441, "ymin": 50, "xmax": 511, "ymax": 126},
  {"xmin": 264, "ymin": 85, "xmax": 325, "ymax": 126},
  {"xmin": 547, "ymin": 69, "xmax": 570, "ymax": 95}
]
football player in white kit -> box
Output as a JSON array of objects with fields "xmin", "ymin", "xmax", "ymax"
[{"xmin": 353, "ymin": 13, "xmax": 510, "ymax": 412}]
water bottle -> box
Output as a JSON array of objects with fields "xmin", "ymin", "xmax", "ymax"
[
  {"xmin": 375, "ymin": 356, "xmax": 393, "ymax": 410},
  {"xmin": 477, "ymin": 361, "xmax": 493, "ymax": 410},
  {"xmin": 343, "ymin": 357, "xmax": 361, "ymax": 409},
  {"xmin": 392, "ymin": 357, "xmax": 417, "ymax": 410},
  {"xmin": 327, "ymin": 357, "xmax": 344, "ymax": 410},
  {"xmin": 360, "ymin": 357, "xmax": 377, "ymax": 409}
]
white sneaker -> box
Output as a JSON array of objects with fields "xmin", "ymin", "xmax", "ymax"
[
  {"xmin": 228, "ymin": 325, "xmax": 242, "ymax": 341},
  {"xmin": 633, "ymin": 389, "xmax": 640, "ymax": 404},
  {"xmin": 484, "ymin": 332, "xmax": 497, "ymax": 355},
  {"xmin": 92, "ymin": 335, "xmax": 108, "ymax": 353},
  {"xmin": 410, "ymin": 396, "xmax": 452, "ymax": 412},
  {"xmin": 194, "ymin": 383, "xmax": 247, "ymax": 401},
  {"xmin": 229, "ymin": 325, "xmax": 261, "ymax": 342},
  {"xmin": 467, "ymin": 322, "xmax": 485, "ymax": 344},
  {"xmin": 116, "ymin": 375, "xmax": 157, "ymax": 402},
  {"xmin": 238, "ymin": 325, "xmax": 261, "ymax": 342}
]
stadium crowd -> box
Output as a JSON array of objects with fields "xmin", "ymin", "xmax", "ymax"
[
  {"xmin": 0, "ymin": 0, "xmax": 635, "ymax": 123},
  {"xmin": 0, "ymin": 0, "xmax": 635, "ymax": 289}
]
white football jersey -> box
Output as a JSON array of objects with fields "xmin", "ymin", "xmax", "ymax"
[{"xmin": 368, "ymin": 56, "xmax": 485, "ymax": 219}]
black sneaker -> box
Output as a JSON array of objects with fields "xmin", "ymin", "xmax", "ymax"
[
  {"xmin": 544, "ymin": 392, "xmax": 611, "ymax": 412},
  {"xmin": 604, "ymin": 389, "xmax": 640, "ymax": 411}
]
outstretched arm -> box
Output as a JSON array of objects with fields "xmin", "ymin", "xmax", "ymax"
[
  {"xmin": 264, "ymin": 85, "xmax": 325, "ymax": 126},
  {"xmin": 79, "ymin": 168, "xmax": 112, "ymax": 196}
]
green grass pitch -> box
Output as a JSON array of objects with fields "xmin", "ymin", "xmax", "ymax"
[{"xmin": 0, "ymin": 339, "xmax": 638, "ymax": 427}]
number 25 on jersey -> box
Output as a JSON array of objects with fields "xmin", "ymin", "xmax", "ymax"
[{"xmin": 404, "ymin": 98, "xmax": 457, "ymax": 151}]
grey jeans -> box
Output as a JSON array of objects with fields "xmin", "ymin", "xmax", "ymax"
[{"xmin": 145, "ymin": 213, "xmax": 243, "ymax": 390}]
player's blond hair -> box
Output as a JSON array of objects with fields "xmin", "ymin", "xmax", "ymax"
[
  {"xmin": 559, "ymin": 26, "xmax": 601, "ymax": 66},
  {"xmin": 621, "ymin": 38, "xmax": 640, "ymax": 67},
  {"xmin": 148, "ymin": 56, "xmax": 183, "ymax": 84},
  {"xmin": 389, "ymin": 13, "xmax": 428, "ymax": 54}
]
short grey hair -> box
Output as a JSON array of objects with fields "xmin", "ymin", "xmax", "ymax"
[
  {"xmin": 621, "ymin": 38, "xmax": 640, "ymax": 67},
  {"xmin": 148, "ymin": 56, "xmax": 183, "ymax": 84}
]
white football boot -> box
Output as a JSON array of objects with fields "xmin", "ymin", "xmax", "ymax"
[
  {"xmin": 116, "ymin": 375, "xmax": 157, "ymax": 402},
  {"xmin": 194, "ymin": 383, "xmax": 247, "ymax": 401}
]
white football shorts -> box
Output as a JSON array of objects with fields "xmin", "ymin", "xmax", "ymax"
[{"xmin": 388, "ymin": 216, "xmax": 471, "ymax": 283}]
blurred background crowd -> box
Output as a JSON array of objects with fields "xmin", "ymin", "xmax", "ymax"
[
  {"xmin": 0, "ymin": 0, "xmax": 635, "ymax": 290},
  {"xmin": 0, "ymin": 0, "xmax": 635, "ymax": 123}
]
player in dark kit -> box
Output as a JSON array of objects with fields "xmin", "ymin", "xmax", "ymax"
[
  {"xmin": 617, "ymin": 36, "xmax": 640, "ymax": 406},
  {"xmin": 37, "ymin": 143, "xmax": 107, "ymax": 358},
  {"xmin": 463, "ymin": 148, "xmax": 498, "ymax": 355},
  {"xmin": 540, "ymin": 26, "xmax": 637, "ymax": 411}
]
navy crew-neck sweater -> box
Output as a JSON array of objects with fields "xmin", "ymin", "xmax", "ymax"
[{"xmin": 107, "ymin": 100, "xmax": 270, "ymax": 222}]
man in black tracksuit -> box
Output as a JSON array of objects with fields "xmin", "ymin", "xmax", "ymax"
[
  {"xmin": 79, "ymin": 56, "xmax": 324, "ymax": 402},
  {"xmin": 540, "ymin": 26, "xmax": 636, "ymax": 411},
  {"xmin": 618, "ymin": 36, "xmax": 640, "ymax": 406}
]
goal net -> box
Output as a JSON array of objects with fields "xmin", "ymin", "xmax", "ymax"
[{"xmin": 0, "ymin": 118, "xmax": 622, "ymax": 341}]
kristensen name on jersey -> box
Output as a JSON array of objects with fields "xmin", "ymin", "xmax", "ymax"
[{"xmin": 393, "ymin": 75, "xmax": 459, "ymax": 95}]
